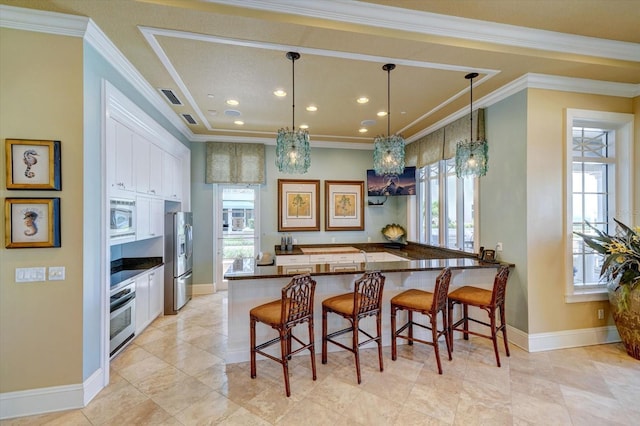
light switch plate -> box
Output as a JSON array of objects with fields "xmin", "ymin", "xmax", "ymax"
[
  {"xmin": 15, "ymin": 267, "xmax": 47, "ymax": 282},
  {"xmin": 49, "ymin": 266, "xmax": 65, "ymax": 281}
]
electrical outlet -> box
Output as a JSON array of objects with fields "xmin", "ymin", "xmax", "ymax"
[
  {"xmin": 496, "ymin": 242, "xmax": 503, "ymax": 252},
  {"xmin": 597, "ymin": 308, "xmax": 604, "ymax": 320}
]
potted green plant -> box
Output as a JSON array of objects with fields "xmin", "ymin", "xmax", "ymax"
[{"xmin": 575, "ymin": 219, "xmax": 640, "ymax": 360}]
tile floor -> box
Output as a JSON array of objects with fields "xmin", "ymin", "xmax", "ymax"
[{"xmin": 3, "ymin": 292, "xmax": 639, "ymax": 425}]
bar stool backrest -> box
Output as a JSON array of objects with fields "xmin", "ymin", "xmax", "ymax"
[
  {"xmin": 282, "ymin": 274, "xmax": 316, "ymax": 327},
  {"xmin": 491, "ymin": 266, "xmax": 510, "ymax": 307},
  {"xmin": 354, "ymin": 271, "xmax": 385, "ymax": 315},
  {"xmin": 432, "ymin": 267, "xmax": 452, "ymax": 314}
]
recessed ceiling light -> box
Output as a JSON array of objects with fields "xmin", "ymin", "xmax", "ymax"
[
  {"xmin": 377, "ymin": 111, "xmax": 387, "ymax": 117},
  {"xmin": 299, "ymin": 124, "xmax": 309, "ymax": 129},
  {"xmin": 224, "ymin": 109, "xmax": 241, "ymax": 117},
  {"xmin": 226, "ymin": 99, "xmax": 239, "ymax": 106},
  {"xmin": 234, "ymin": 120, "xmax": 244, "ymax": 125},
  {"xmin": 356, "ymin": 97, "xmax": 369, "ymax": 104},
  {"xmin": 274, "ymin": 89, "xmax": 286, "ymax": 97},
  {"xmin": 361, "ymin": 119, "xmax": 376, "ymax": 126},
  {"xmin": 306, "ymin": 105, "xmax": 318, "ymax": 112},
  {"xmin": 207, "ymin": 94, "xmax": 215, "ymax": 98},
  {"xmin": 208, "ymin": 110, "xmax": 218, "ymax": 116},
  {"xmin": 359, "ymin": 128, "xmax": 368, "ymax": 133}
]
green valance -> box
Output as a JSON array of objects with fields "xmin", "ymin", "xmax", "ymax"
[
  {"xmin": 407, "ymin": 108, "xmax": 485, "ymax": 166},
  {"xmin": 205, "ymin": 142, "xmax": 265, "ymax": 184}
]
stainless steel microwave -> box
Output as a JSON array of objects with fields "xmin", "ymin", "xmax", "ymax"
[{"xmin": 110, "ymin": 198, "xmax": 136, "ymax": 240}]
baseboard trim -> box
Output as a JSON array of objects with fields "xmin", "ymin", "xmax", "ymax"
[
  {"xmin": 478, "ymin": 325, "xmax": 620, "ymax": 354},
  {"xmin": 193, "ymin": 283, "xmax": 215, "ymax": 295},
  {"xmin": 527, "ymin": 325, "xmax": 620, "ymax": 352},
  {"xmin": 0, "ymin": 368, "xmax": 105, "ymax": 420}
]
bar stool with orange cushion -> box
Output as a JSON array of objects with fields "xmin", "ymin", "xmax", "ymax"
[
  {"xmin": 447, "ymin": 265, "xmax": 511, "ymax": 367},
  {"xmin": 321, "ymin": 271, "xmax": 385, "ymax": 384},
  {"xmin": 250, "ymin": 273, "xmax": 317, "ymax": 397},
  {"xmin": 390, "ymin": 267, "xmax": 452, "ymax": 374}
]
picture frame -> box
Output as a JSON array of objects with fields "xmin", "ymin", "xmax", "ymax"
[
  {"xmin": 5, "ymin": 198, "xmax": 61, "ymax": 248},
  {"xmin": 325, "ymin": 180, "xmax": 364, "ymax": 231},
  {"xmin": 5, "ymin": 139, "xmax": 61, "ymax": 190},
  {"xmin": 277, "ymin": 179, "xmax": 320, "ymax": 232},
  {"xmin": 482, "ymin": 249, "xmax": 496, "ymax": 262}
]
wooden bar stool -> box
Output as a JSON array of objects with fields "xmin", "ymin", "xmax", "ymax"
[
  {"xmin": 250, "ymin": 273, "xmax": 317, "ymax": 397},
  {"xmin": 390, "ymin": 267, "xmax": 452, "ymax": 374},
  {"xmin": 447, "ymin": 265, "xmax": 511, "ymax": 367},
  {"xmin": 322, "ymin": 271, "xmax": 385, "ymax": 384}
]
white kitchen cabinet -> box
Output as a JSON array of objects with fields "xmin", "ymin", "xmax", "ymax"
[
  {"xmin": 135, "ymin": 271, "xmax": 150, "ymax": 335},
  {"xmin": 106, "ymin": 118, "xmax": 135, "ymax": 195},
  {"xmin": 149, "ymin": 266, "xmax": 164, "ymax": 321},
  {"xmin": 136, "ymin": 196, "xmax": 164, "ymax": 241},
  {"xmin": 134, "ymin": 135, "xmax": 163, "ymax": 196},
  {"xmin": 162, "ymin": 151, "xmax": 182, "ymax": 200},
  {"xmin": 135, "ymin": 266, "xmax": 164, "ymax": 335},
  {"xmin": 275, "ymin": 255, "xmax": 310, "ymax": 266}
]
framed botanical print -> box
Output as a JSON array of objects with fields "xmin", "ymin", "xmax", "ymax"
[
  {"xmin": 325, "ymin": 180, "xmax": 364, "ymax": 231},
  {"xmin": 5, "ymin": 198, "xmax": 61, "ymax": 248},
  {"xmin": 5, "ymin": 139, "xmax": 61, "ymax": 190},
  {"xmin": 277, "ymin": 179, "xmax": 320, "ymax": 232}
]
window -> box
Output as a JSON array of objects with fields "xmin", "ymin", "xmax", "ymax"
[
  {"xmin": 566, "ymin": 109, "xmax": 633, "ymax": 302},
  {"xmin": 418, "ymin": 158, "xmax": 477, "ymax": 251}
]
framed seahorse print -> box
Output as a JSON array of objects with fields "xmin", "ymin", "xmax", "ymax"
[
  {"xmin": 5, "ymin": 198, "xmax": 61, "ymax": 248},
  {"xmin": 5, "ymin": 139, "xmax": 61, "ymax": 190}
]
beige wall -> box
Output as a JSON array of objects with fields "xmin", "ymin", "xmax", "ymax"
[
  {"xmin": 526, "ymin": 89, "xmax": 635, "ymax": 334},
  {"xmin": 0, "ymin": 29, "xmax": 84, "ymax": 392}
]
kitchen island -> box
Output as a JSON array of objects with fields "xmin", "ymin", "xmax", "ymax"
[{"xmin": 224, "ymin": 242, "xmax": 510, "ymax": 363}]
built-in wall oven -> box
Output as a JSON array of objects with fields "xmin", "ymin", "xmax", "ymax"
[{"xmin": 109, "ymin": 280, "xmax": 136, "ymax": 358}]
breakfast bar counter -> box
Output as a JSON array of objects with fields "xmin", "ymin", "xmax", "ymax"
[{"xmin": 224, "ymin": 242, "xmax": 511, "ymax": 363}]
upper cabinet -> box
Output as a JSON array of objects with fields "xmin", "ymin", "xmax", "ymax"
[
  {"xmin": 106, "ymin": 118, "xmax": 135, "ymax": 196},
  {"xmin": 133, "ymin": 134, "xmax": 163, "ymax": 196},
  {"xmin": 162, "ymin": 151, "xmax": 182, "ymax": 201},
  {"xmin": 106, "ymin": 115, "xmax": 184, "ymax": 203},
  {"xmin": 105, "ymin": 82, "xmax": 190, "ymax": 210}
]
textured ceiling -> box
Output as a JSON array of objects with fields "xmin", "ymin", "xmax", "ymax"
[{"xmin": 3, "ymin": 0, "xmax": 639, "ymax": 145}]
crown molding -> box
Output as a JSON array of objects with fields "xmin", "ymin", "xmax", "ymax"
[
  {"xmin": 0, "ymin": 4, "xmax": 195, "ymax": 143},
  {"xmin": 407, "ymin": 73, "xmax": 640, "ymax": 143},
  {"xmin": 3, "ymin": 5, "xmax": 638, "ymax": 149},
  {"xmin": 0, "ymin": 4, "xmax": 87, "ymax": 36},
  {"xmin": 209, "ymin": 0, "xmax": 640, "ymax": 62}
]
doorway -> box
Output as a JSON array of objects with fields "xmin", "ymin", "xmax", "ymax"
[{"xmin": 215, "ymin": 185, "xmax": 260, "ymax": 291}]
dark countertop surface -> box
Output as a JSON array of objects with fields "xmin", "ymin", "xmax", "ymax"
[
  {"xmin": 110, "ymin": 257, "xmax": 163, "ymax": 288},
  {"xmin": 226, "ymin": 242, "xmax": 508, "ymax": 280}
]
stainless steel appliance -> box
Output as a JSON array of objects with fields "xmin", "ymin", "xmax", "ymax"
[
  {"xmin": 164, "ymin": 211, "xmax": 193, "ymax": 314},
  {"xmin": 110, "ymin": 198, "xmax": 136, "ymax": 242},
  {"xmin": 109, "ymin": 279, "xmax": 136, "ymax": 357}
]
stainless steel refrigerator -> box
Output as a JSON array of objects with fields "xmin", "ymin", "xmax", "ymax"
[{"xmin": 164, "ymin": 211, "xmax": 193, "ymax": 315}]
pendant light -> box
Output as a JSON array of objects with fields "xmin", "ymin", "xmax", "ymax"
[
  {"xmin": 276, "ymin": 51, "xmax": 311, "ymax": 174},
  {"xmin": 455, "ymin": 72, "xmax": 488, "ymax": 178},
  {"xmin": 373, "ymin": 63, "xmax": 405, "ymax": 176}
]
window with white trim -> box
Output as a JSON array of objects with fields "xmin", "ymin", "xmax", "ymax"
[
  {"xmin": 418, "ymin": 158, "xmax": 476, "ymax": 251},
  {"xmin": 566, "ymin": 109, "xmax": 633, "ymax": 302}
]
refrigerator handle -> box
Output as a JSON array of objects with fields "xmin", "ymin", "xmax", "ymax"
[{"xmin": 185, "ymin": 224, "xmax": 193, "ymax": 260}]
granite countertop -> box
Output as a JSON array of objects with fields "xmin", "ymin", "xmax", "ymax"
[
  {"xmin": 227, "ymin": 242, "xmax": 510, "ymax": 280},
  {"xmin": 110, "ymin": 257, "xmax": 163, "ymax": 288}
]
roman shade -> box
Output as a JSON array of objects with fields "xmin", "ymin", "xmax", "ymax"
[
  {"xmin": 205, "ymin": 142, "xmax": 265, "ymax": 184},
  {"xmin": 406, "ymin": 109, "xmax": 485, "ymax": 167}
]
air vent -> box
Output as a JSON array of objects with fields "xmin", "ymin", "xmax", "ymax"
[
  {"xmin": 159, "ymin": 88, "xmax": 183, "ymax": 105},
  {"xmin": 182, "ymin": 114, "xmax": 197, "ymax": 125}
]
